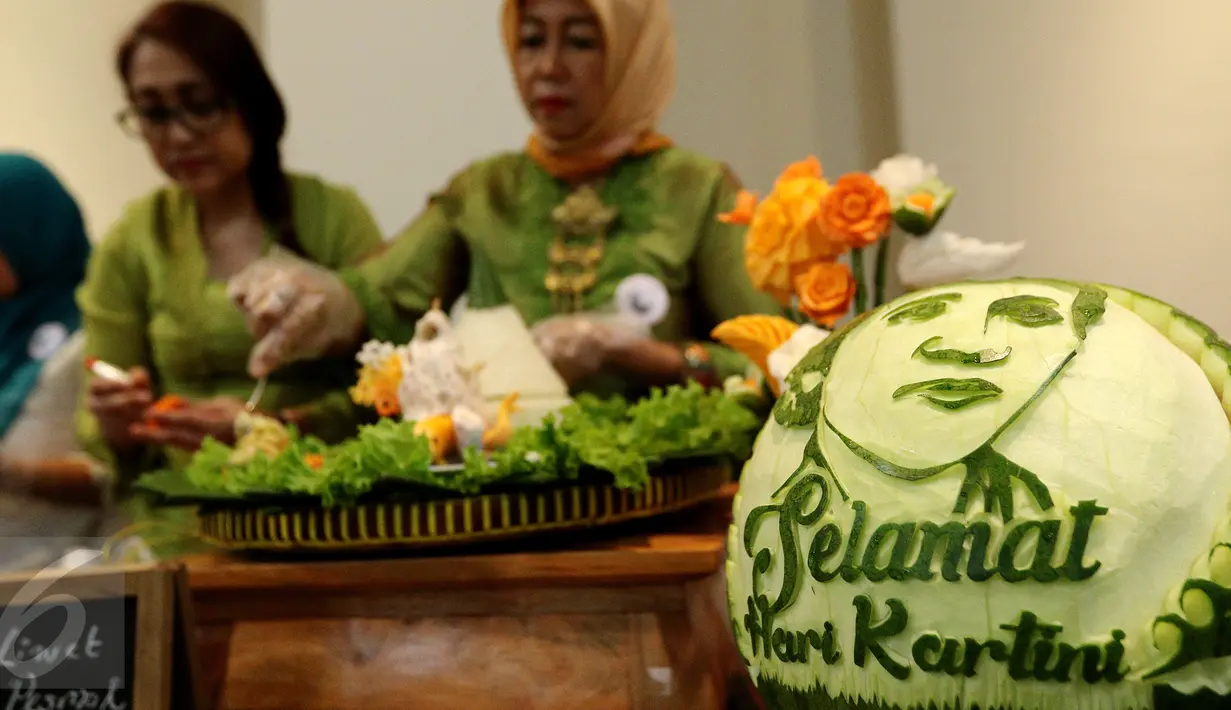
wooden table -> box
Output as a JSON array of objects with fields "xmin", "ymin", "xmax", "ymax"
[{"xmin": 185, "ymin": 487, "xmax": 761, "ymax": 710}]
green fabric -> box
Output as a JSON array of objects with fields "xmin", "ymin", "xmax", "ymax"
[
  {"xmin": 340, "ymin": 147, "xmax": 783, "ymax": 397},
  {"xmin": 76, "ymin": 173, "xmax": 384, "ymax": 483}
]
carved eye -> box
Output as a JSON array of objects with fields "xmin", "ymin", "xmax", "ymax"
[{"xmin": 884, "ymin": 293, "xmax": 962, "ymax": 325}]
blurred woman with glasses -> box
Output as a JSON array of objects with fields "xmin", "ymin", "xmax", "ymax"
[{"xmin": 76, "ymin": 0, "xmax": 384, "ymax": 484}]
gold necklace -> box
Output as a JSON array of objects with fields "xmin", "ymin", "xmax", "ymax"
[{"xmin": 545, "ymin": 184, "xmax": 618, "ymax": 313}]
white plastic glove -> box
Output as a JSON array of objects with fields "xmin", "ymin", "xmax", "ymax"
[
  {"xmin": 530, "ymin": 312, "xmax": 648, "ymax": 386},
  {"xmin": 227, "ymin": 251, "xmax": 365, "ymax": 378}
]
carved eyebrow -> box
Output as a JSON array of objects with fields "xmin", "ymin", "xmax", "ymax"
[
  {"xmin": 984, "ymin": 295, "xmax": 1064, "ymax": 332},
  {"xmin": 884, "ymin": 293, "xmax": 962, "ymax": 325}
]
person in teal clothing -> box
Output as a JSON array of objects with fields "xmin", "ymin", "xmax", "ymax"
[
  {"xmin": 229, "ymin": 0, "xmax": 783, "ymax": 398},
  {"xmin": 0, "ymin": 152, "xmax": 108, "ymax": 572},
  {"xmin": 0, "ymin": 153, "xmax": 90, "ymax": 447},
  {"xmin": 77, "ymin": 0, "xmax": 384, "ymax": 483}
]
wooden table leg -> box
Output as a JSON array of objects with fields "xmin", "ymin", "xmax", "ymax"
[
  {"xmin": 194, "ymin": 623, "xmax": 233, "ymax": 710},
  {"xmin": 651, "ymin": 573, "xmax": 765, "ymax": 710},
  {"xmin": 637, "ymin": 573, "xmax": 749, "ymax": 710}
]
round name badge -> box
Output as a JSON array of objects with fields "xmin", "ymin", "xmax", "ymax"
[
  {"xmin": 615, "ymin": 274, "xmax": 670, "ymax": 327},
  {"xmin": 28, "ymin": 322, "xmax": 69, "ymax": 361}
]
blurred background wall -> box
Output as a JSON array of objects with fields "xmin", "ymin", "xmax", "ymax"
[
  {"xmin": 890, "ymin": 0, "xmax": 1231, "ymax": 327},
  {"xmin": 3, "ymin": 0, "xmax": 1229, "ymax": 329},
  {"xmin": 0, "ymin": 0, "xmax": 259, "ymax": 236}
]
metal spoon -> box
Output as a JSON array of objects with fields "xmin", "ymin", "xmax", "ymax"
[
  {"xmin": 235, "ymin": 376, "xmax": 268, "ymax": 439},
  {"xmin": 245, "ymin": 376, "xmax": 267, "ymax": 414}
]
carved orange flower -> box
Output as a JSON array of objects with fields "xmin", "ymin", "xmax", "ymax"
[
  {"xmin": 718, "ymin": 189, "xmax": 759, "ymax": 225},
  {"xmin": 820, "ymin": 173, "xmax": 891, "ymax": 249},
  {"xmin": 711, "ymin": 315, "xmax": 800, "ymax": 388},
  {"xmin": 350, "ymin": 353, "xmax": 403, "ymax": 417},
  {"xmin": 794, "ymin": 261, "xmax": 856, "ymax": 327},
  {"xmin": 744, "ymin": 191, "xmax": 845, "ymax": 304},
  {"xmin": 776, "ymin": 156, "xmax": 823, "ymax": 184},
  {"xmin": 742, "ymin": 164, "xmax": 850, "ymax": 305}
]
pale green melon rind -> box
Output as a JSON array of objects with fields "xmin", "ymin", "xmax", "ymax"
[
  {"xmin": 1075, "ymin": 284, "xmax": 1231, "ymax": 692},
  {"xmin": 740, "ymin": 279, "xmax": 1231, "ymax": 703},
  {"xmin": 1092, "ymin": 283, "xmax": 1231, "ymax": 416},
  {"xmin": 726, "ymin": 491, "xmax": 752, "ymax": 665},
  {"xmin": 752, "ymin": 675, "xmax": 1231, "ymax": 710}
]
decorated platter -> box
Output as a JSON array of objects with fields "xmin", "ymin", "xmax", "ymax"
[
  {"xmin": 184, "ymin": 459, "xmax": 730, "ymax": 552},
  {"xmin": 135, "ymin": 380, "xmax": 762, "ymax": 553}
]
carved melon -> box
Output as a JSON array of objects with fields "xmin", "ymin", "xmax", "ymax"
[{"xmin": 725, "ymin": 279, "xmax": 1231, "ymax": 709}]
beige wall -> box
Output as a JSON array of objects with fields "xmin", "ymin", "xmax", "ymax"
[
  {"xmin": 3, "ymin": 0, "xmax": 889, "ymax": 244},
  {"xmin": 263, "ymin": 0, "xmax": 899, "ymax": 234},
  {"xmin": 0, "ymin": 0, "xmax": 262, "ymax": 240},
  {"xmin": 891, "ymin": 0, "xmax": 1231, "ymax": 332},
  {"xmin": 18, "ymin": 0, "xmax": 1225, "ymax": 336},
  {"xmin": 263, "ymin": 0, "xmax": 530, "ymax": 235},
  {"xmin": 0, "ymin": 0, "xmax": 164, "ymax": 239},
  {"xmin": 663, "ymin": 0, "xmax": 897, "ymax": 191},
  {"xmin": 661, "ymin": 0, "xmax": 900, "ymax": 294}
]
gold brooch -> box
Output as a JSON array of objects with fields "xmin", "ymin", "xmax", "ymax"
[{"xmin": 546, "ymin": 185, "xmax": 618, "ymax": 313}]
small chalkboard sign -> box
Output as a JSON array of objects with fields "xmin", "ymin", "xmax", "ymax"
[{"xmin": 0, "ymin": 561, "xmax": 201, "ymax": 710}]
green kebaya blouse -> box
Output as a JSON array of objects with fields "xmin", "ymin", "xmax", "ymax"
[
  {"xmin": 76, "ymin": 173, "xmax": 384, "ymax": 478},
  {"xmin": 340, "ymin": 147, "xmax": 782, "ymax": 397}
]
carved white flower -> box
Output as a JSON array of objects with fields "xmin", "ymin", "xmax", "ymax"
[
  {"xmin": 357, "ymin": 339, "xmax": 401, "ymax": 368},
  {"xmin": 871, "ymin": 154, "xmax": 938, "ymax": 205},
  {"xmin": 897, "ymin": 230, "xmax": 1025, "ymax": 289},
  {"xmin": 397, "ymin": 306, "xmax": 486, "ymax": 422},
  {"xmin": 766, "ymin": 324, "xmax": 831, "ymax": 392},
  {"xmin": 871, "ymin": 154, "xmax": 956, "ymax": 236}
]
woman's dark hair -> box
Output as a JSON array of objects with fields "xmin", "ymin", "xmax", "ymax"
[{"xmin": 116, "ymin": 1, "xmax": 302, "ymax": 255}]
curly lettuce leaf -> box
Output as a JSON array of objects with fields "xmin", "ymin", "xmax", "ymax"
[
  {"xmin": 149, "ymin": 383, "xmax": 762, "ymax": 506},
  {"xmin": 627, "ymin": 381, "xmax": 759, "ymax": 461}
]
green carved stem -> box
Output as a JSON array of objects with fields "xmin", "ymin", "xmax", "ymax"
[
  {"xmin": 786, "ymin": 298, "xmax": 810, "ymax": 325},
  {"xmin": 852, "ymin": 247, "xmax": 868, "ymax": 315},
  {"xmin": 874, "ymin": 236, "xmax": 891, "ymax": 308}
]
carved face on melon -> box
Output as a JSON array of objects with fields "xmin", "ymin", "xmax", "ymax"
[{"xmin": 727, "ymin": 279, "xmax": 1231, "ymax": 710}]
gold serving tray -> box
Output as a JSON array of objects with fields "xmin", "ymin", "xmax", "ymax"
[{"xmin": 197, "ymin": 461, "xmax": 731, "ymax": 552}]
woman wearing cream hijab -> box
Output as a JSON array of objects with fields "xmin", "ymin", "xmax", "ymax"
[{"xmin": 231, "ymin": 0, "xmax": 780, "ymax": 398}]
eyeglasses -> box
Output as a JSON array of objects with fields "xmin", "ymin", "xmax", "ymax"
[{"xmin": 116, "ymin": 98, "xmax": 233, "ymax": 138}]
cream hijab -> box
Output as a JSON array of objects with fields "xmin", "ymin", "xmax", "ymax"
[{"xmin": 501, "ymin": 0, "xmax": 677, "ymax": 178}]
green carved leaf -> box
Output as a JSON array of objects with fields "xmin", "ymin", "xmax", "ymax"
[
  {"xmin": 1071, "ymin": 286, "xmax": 1108, "ymax": 340},
  {"xmin": 772, "ymin": 386, "xmax": 821, "ymax": 429},
  {"xmin": 920, "ymin": 392, "xmax": 1002, "ymax": 410},
  {"xmin": 1144, "ymin": 577, "xmax": 1231, "ymax": 680},
  {"xmin": 985, "ymin": 295, "xmax": 1064, "ymax": 332},
  {"xmin": 884, "ymin": 293, "xmax": 962, "ymax": 325},
  {"xmin": 914, "ymin": 336, "xmax": 1011, "ymax": 366},
  {"xmin": 893, "ymin": 377, "xmax": 1003, "ymax": 410}
]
